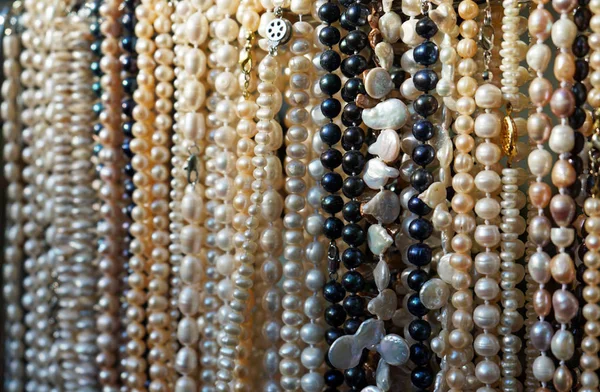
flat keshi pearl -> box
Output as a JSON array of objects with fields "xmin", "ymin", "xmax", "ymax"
[
  {"xmin": 527, "ymin": 112, "xmax": 552, "ymax": 143},
  {"xmin": 368, "ymin": 129, "xmax": 401, "ymax": 162},
  {"xmin": 528, "ymin": 149, "xmax": 552, "ymax": 177},
  {"xmin": 362, "ymin": 190, "xmax": 400, "ymax": 224},
  {"xmin": 550, "ymin": 88, "xmax": 575, "ymax": 117},
  {"xmin": 551, "ymin": 18, "xmax": 577, "ymax": 49},
  {"xmin": 365, "ymin": 68, "xmax": 394, "ymax": 99},
  {"xmin": 550, "ymin": 194, "xmax": 576, "ymax": 227},
  {"xmin": 528, "ymin": 252, "xmax": 551, "ymax": 283},
  {"xmin": 182, "ymin": 191, "xmax": 203, "ymax": 223},
  {"xmin": 473, "ymin": 304, "xmax": 500, "ymax": 329},
  {"xmin": 186, "ymin": 12, "xmax": 209, "ymax": 45},
  {"xmin": 533, "ymin": 355, "xmax": 555, "ymax": 382},
  {"xmin": 474, "ymin": 84, "xmax": 503, "ymax": 109},
  {"xmin": 551, "ymin": 159, "xmax": 576, "ymax": 188},
  {"xmin": 183, "ymin": 112, "xmax": 206, "ymax": 142},
  {"xmin": 527, "ymin": 43, "xmax": 552, "ymax": 72},
  {"xmin": 474, "ymin": 112, "xmax": 501, "ymax": 138},
  {"xmin": 419, "ymin": 278, "xmax": 450, "ymax": 310},
  {"xmin": 529, "ymin": 9, "xmax": 553, "ymax": 40},
  {"xmin": 529, "ymin": 77, "xmax": 553, "ymax": 107},
  {"xmin": 530, "ymin": 321, "xmax": 553, "ymax": 351},
  {"xmin": 362, "ymin": 99, "xmax": 409, "ymax": 130},
  {"xmin": 363, "ymin": 159, "xmax": 400, "ymax": 189},
  {"xmin": 474, "ymin": 333, "xmax": 500, "ymax": 356},
  {"xmin": 367, "ymin": 224, "xmax": 394, "ymax": 255},
  {"xmin": 551, "ymin": 329, "xmax": 575, "ymax": 361},
  {"xmin": 552, "ymin": 290, "xmax": 579, "ymax": 324},
  {"xmin": 378, "ymin": 12, "xmax": 402, "ymax": 43},
  {"xmin": 549, "ymin": 125, "xmax": 574, "ymax": 153}
]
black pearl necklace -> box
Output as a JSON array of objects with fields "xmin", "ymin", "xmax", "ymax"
[
  {"xmin": 406, "ymin": 7, "xmax": 438, "ymax": 391},
  {"xmin": 317, "ymin": 1, "xmax": 346, "ymax": 390}
]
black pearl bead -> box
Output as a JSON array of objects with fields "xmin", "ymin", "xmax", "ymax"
[
  {"xmin": 324, "ymin": 217, "xmax": 344, "ymax": 239},
  {"xmin": 124, "ymin": 179, "xmax": 135, "ymax": 195},
  {"xmin": 569, "ymin": 107, "xmax": 586, "ymax": 130},
  {"xmin": 342, "ymin": 223, "xmax": 366, "ymax": 246},
  {"xmin": 342, "ymin": 200, "xmax": 362, "ymax": 223},
  {"xmin": 320, "ymin": 73, "xmax": 342, "ymax": 95},
  {"xmin": 122, "ymin": 77, "xmax": 137, "ymax": 95},
  {"xmin": 569, "ymin": 155, "xmax": 583, "ymax": 175},
  {"xmin": 409, "ymin": 319, "xmax": 432, "ymax": 341},
  {"xmin": 573, "ymin": 34, "xmax": 590, "ymax": 58},
  {"xmin": 122, "ymin": 138, "xmax": 133, "ymax": 158},
  {"xmin": 342, "ymin": 150, "xmax": 365, "ymax": 174},
  {"xmin": 342, "ymin": 270, "xmax": 365, "ymax": 292},
  {"xmin": 320, "ymin": 123, "xmax": 342, "ymax": 145},
  {"xmin": 413, "ymin": 69, "xmax": 439, "ymax": 92},
  {"xmin": 415, "ymin": 16, "xmax": 438, "ymax": 39},
  {"xmin": 344, "ymin": 366, "xmax": 367, "ymax": 388},
  {"xmin": 125, "ymin": 203, "xmax": 135, "ymax": 218},
  {"xmin": 407, "ymin": 195, "xmax": 432, "ymax": 216},
  {"xmin": 339, "ymin": 13, "xmax": 354, "ymax": 31},
  {"xmin": 407, "ymin": 294, "xmax": 428, "ymax": 317},
  {"xmin": 412, "ymin": 144, "xmax": 436, "ymax": 166},
  {"xmin": 325, "ymin": 328, "xmax": 344, "ymax": 345},
  {"xmin": 344, "ymin": 4, "xmax": 369, "ymax": 26},
  {"xmin": 121, "ymin": 13, "xmax": 135, "ymax": 32},
  {"xmin": 122, "ymin": 121, "xmax": 134, "ymax": 138},
  {"xmin": 574, "ymin": 7, "xmax": 591, "ymax": 31},
  {"xmin": 323, "ymin": 280, "xmax": 346, "ymax": 303},
  {"xmin": 409, "ymin": 218, "xmax": 433, "ymax": 241},
  {"xmin": 391, "ymin": 70, "xmax": 406, "ymax": 88},
  {"xmin": 411, "ymin": 168, "xmax": 434, "ymax": 193},
  {"xmin": 342, "ymin": 248, "xmax": 365, "ymax": 269},
  {"xmin": 572, "ymin": 82, "xmax": 587, "ymax": 106},
  {"xmin": 324, "ymin": 369, "xmax": 345, "ymax": 387},
  {"xmin": 573, "ymin": 131, "xmax": 585, "ymax": 154},
  {"xmin": 342, "ymin": 126, "xmax": 365, "ymax": 150},
  {"xmin": 410, "ymin": 343, "xmax": 431, "ymax": 366},
  {"xmin": 413, "ymin": 94, "xmax": 439, "ymax": 117},
  {"xmin": 319, "ymin": 26, "xmax": 341, "ymax": 46},
  {"xmin": 574, "ymin": 59, "xmax": 589, "ymax": 81},
  {"xmin": 411, "ymin": 367, "xmax": 434, "ymax": 389},
  {"xmin": 92, "ymin": 102, "xmax": 103, "ymax": 115},
  {"xmin": 321, "ymin": 149, "xmax": 343, "ymax": 170},
  {"xmin": 343, "ymin": 318, "xmax": 362, "ymax": 335},
  {"xmin": 124, "ymin": 163, "xmax": 135, "ymax": 177},
  {"xmin": 121, "ymin": 98, "xmax": 135, "ymax": 118},
  {"xmin": 344, "ymin": 30, "xmax": 369, "ymax": 52},
  {"xmin": 341, "ymin": 55, "xmax": 368, "ymax": 78},
  {"xmin": 121, "ymin": 36, "xmax": 136, "ymax": 53},
  {"xmin": 407, "ymin": 269, "xmax": 429, "ymax": 291},
  {"xmin": 121, "ymin": 55, "xmax": 138, "ymax": 74},
  {"xmin": 90, "ymin": 40, "xmax": 102, "ymax": 56},
  {"xmin": 342, "ymin": 103, "xmax": 363, "ymax": 126},
  {"xmin": 320, "ymin": 49, "xmax": 342, "ymax": 72},
  {"xmin": 341, "ymin": 78, "xmax": 365, "ymax": 102},
  {"xmin": 322, "ymin": 195, "xmax": 344, "ymax": 214},
  {"xmin": 93, "ymin": 123, "xmax": 103, "ymax": 135},
  {"xmin": 318, "ymin": 2, "xmax": 341, "ymax": 23},
  {"xmin": 325, "ymin": 304, "xmax": 347, "ymax": 326},
  {"xmin": 407, "ymin": 243, "xmax": 432, "ymax": 266},
  {"xmin": 321, "ymin": 98, "xmax": 342, "ymax": 119},
  {"xmin": 93, "ymin": 144, "xmax": 103, "ymax": 156},
  {"xmin": 342, "ymin": 176, "xmax": 365, "ymax": 198},
  {"xmin": 91, "ymin": 61, "xmax": 102, "ymax": 77},
  {"xmin": 413, "ymin": 119, "xmax": 435, "ymax": 141},
  {"xmin": 343, "ymin": 294, "xmax": 365, "ymax": 317},
  {"xmin": 414, "ymin": 41, "xmax": 439, "ymax": 66},
  {"xmin": 92, "ymin": 81, "xmax": 102, "ymax": 97}
]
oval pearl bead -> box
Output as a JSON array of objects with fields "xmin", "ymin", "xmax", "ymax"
[
  {"xmin": 473, "ymin": 304, "xmax": 500, "ymax": 329},
  {"xmin": 474, "ymin": 84, "xmax": 503, "ymax": 109},
  {"xmin": 552, "ymin": 290, "xmax": 579, "ymax": 324},
  {"xmin": 527, "ymin": 113, "xmax": 552, "ymax": 143},
  {"xmin": 532, "ymin": 355, "xmax": 555, "ymax": 382},
  {"xmin": 528, "ymin": 149, "xmax": 553, "ymax": 177},
  {"xmin": 551, "ymin": 329, "xmax": 575, "ymax": 361},
  {"xmin": 528, "ymin": 252, "xmax": 551, "ymax": 284},
  {"xmin": 182, "ymin": 190, "xmax": 204, "ymax": 224},
  {"xmin": 530, "ymin": 321, "xmax": 553, "ymax": 351},
  {"xmin": 549, "ymin": 194, "xmax": 576, "ymax": 226}
]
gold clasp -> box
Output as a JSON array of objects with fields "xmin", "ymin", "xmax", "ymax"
[
  {"xmin": 502, "ymin": 103, "xmax": 518, "ymax": 166},
  {"xmin": 239, "ymin": 32, "xmax": 254, "ymax": 99}
]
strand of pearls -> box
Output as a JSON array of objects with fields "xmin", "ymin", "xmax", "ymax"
[
  {"xmin": 471, "ymin": 24, "xmax": 504, "ymax": 385},
  {"xmin": 580, "ymin": 195, "xmax": 600, "ymax": 391},
  {"xmin": 151, "ymin": 1, "xmax": 178, "ymax": 384},
  {"xmin": 280, "ymin": 8, "xmax": 314, "ymax": 390},
  {"xmin": 172, "ymin": 1, "xmax": 210, "ymax": 389},
  {"xmin": 2, "ymin": 7, "xmax": 26, "ymax": 390},
  {"xmin": 589, "ymin": 0, "xmax": 600, "ymax": 108},
  {"xmin": 525, "ymin": 0, "xmax": 557, "ymax": 384},
  {"xmin": 21, "ymin": 2, "xmax": 56, "ymax": 389},
  {"xmin": 94, "ymin": 0, "xmax": 125, "ymax": 389},
  {"xmin": 548, "ymin": 0, "xmax": 580, "ymax": 388}
]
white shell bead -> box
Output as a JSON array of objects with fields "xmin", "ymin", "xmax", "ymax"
[{"xmin": 362, "ymin": 99, "xmax": 409, "ymax": 130}]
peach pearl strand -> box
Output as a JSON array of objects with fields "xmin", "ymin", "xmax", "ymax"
[
  {"xmin": 2, "ymin": 9, "xmax": 26, "ymax": 391},
  {"xmin": 438, "ymin": 1, "xmax": 479, "ymax": 390},
  {"xmin": 21, "ymin": 2, "xmax": 57, "ymax": 390},
  {"xmin": 525, "ymin": 0, "xmax": 557, "ymax": 386},
  {"xmin": 172, "ymin": 1, "xmax": 211, "ymax": 390},
  {"xmin": 580, "ymin": 196, "xmax": 600, "ymax": 391},
  {"xmin": 472, "ymin": 79, "xmax": 505, "ymax": 390},
  {"xmin": 547, "ymin": 0, "xmax": 580, "ymax": 389},
  {"xmin": 280, "ymin": 12, "xmax": 315, "ymax": 391},
  {"xmin": 94, "ymin": 0, "xmax": 126, "ymax": 390}
]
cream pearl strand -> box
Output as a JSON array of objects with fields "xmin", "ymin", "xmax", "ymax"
[
  {"xmin": 472, "ymin": 81, "xmax": 505, "ymax": 390},
  {"xmin": 21, "ymin": 2, "xmax": 56, "ymax": 390},
  {"xmin": 589, "ymin": 0, "xmax": 600, "ymax": 108},
  {"xmin": 2, "ymin": 11, "xmax": 26, "ymax": 391},
  {"xmin": 280, "ymin": 15, "xmax": 314, "ymax": 392},
  {"xmin": 580, "ymin": 196, "xmax": 600, "ymax": 391},
  {"xmin": 94, "ymin": 0, "xmax": 126, "ymax": 389},
  {"xmin": 526, "ymin": 0, "xmax": 557, "ymax": 385},
  {"xmin": 547, "ymin": 0, "xmax": 579, "ymax": 389},
  {"xmin": 172, "ymin": 1, "xmax": 211, "ymax": 390}
]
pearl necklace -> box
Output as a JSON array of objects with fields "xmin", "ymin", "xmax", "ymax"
[
  {"xmin": 172, "ymin": 1, "xmax": 210, "ymax": 389},
  {"xmin": 21, "ymin": 1, "xmax": 55, "ymax": 389},
  {"xmin": 2, "ymin": 4, "xmax": 26, "ymax": 389},
  {"xmin": 94, "ymin": 0, "xmax": 126, "ymax": 389}
]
